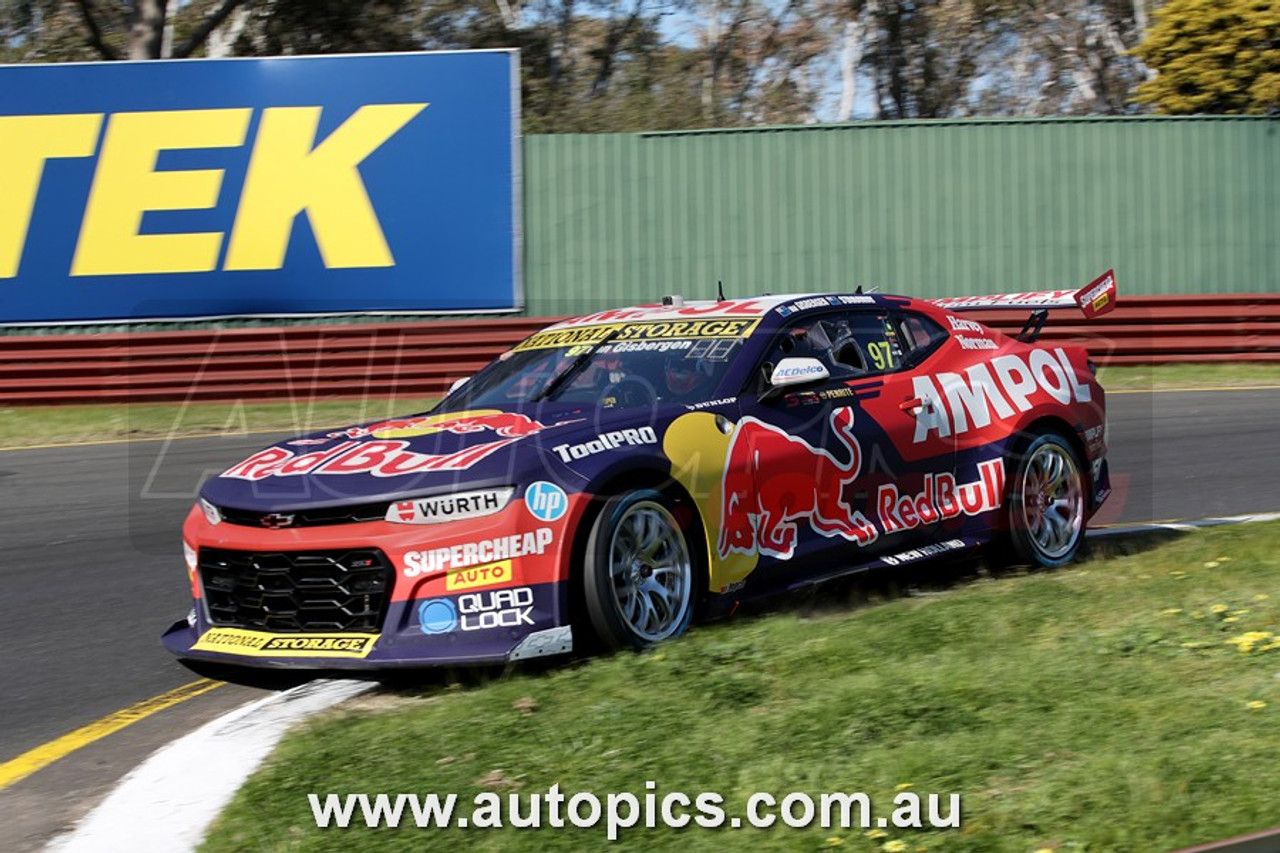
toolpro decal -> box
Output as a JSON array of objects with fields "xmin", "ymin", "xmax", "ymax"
[
  {"xmin": 719, "ymin": 407, "xmax": 879, "ymax": 561},
  {"xmin": 552, "ymin": 428, "xmax": 657, "ymax": 462},
  {"xmin": 911, "ymin": 348, "xmax": 1092, "ymax": 443},
  {"xmin": 525, "ymin": 482, "xmax": 568, "ymax": 522},
  {"xmin": 402, "ymin": 528, "xmax": 555, "ymax": 577}
]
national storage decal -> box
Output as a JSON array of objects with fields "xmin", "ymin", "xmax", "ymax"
[{"xmin": 0, "ymin": 51, "xmax": 518, "ymax": 323}]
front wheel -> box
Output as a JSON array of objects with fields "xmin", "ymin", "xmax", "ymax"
[
  {"xmin": 1007, "ymin": 433, "xmax": 1087, "ymax": 567},
  {"xmin": 583, "ymin": 490, "xmax": 696, "ymax": 650}
]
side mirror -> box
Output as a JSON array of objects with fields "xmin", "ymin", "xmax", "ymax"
[
  {"xmin": 770, "ymin": 357, "xmax": 829, "ymax": 388},
  {"xmin": 760, "ymin": 357, "xmax": 829, "ymax": 402},
  {"xmin": 448, "ymin": 377, "xmax": 469, "ymax": 394}
]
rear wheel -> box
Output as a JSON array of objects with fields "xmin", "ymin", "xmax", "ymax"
[
  {"xmin": 583, "ymin": 490, "xmax": 696, "ymax": 650},
  {"xmin": 1007, "ymin": 433, "xmax": 1086, "ymax": 567}
]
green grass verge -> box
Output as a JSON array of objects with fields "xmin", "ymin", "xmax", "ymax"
[
  {"xmin": 1098, "ymin": 363, "xmax": 1280, "ymax": 392},
  {"xmin": 0, "ymin": 397, "xmax": 439, "ymax": 448},
  {"xmin": 1, "ymin": 364, "xmax": 1277, "ymax": 450},
  {"xmin": 202, "ymin": 522, "xmax": 1280, "ymax": 853}
]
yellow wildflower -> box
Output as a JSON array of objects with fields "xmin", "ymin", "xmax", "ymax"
[
  {"xmin": 1254, "ymin": 594, "xmax": 1270, "ymax": 602},
  {"xmin": 894, "ymin": 782, "xmax": 913, "ymax": 792},
  {"xmin": 1162, "ymin": 608, "xmax": 1183, "ymax": 615},
  {"xmin": 883, "ymin": 842, "xmax": 909, "ymax": 853},
  {"xmin": 1203, "ymin": 561, "xmax": 1221, "ymax": 569},
  {"xmin": 823, "ymin": 838, "xmax": 845, "ymax": 848},
  {"xmin": 1247, "ymin": 701, "xmax": 1266, "ymax": 710},
  {"xmin": 865, "ymin": 829, "xmax": 889, "ymax": 839},
  {"xmin": 1224, "ymin": 617, "xmax": 1240, "ymax": 623},
  {"xmin": 1211, "ymin": 604, "xmax": 1230, "ymax": 614}
]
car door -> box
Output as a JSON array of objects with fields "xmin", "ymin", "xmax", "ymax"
[{"xmin": 728, "ymin": 308, "xmax": 954, "ymax": 582}]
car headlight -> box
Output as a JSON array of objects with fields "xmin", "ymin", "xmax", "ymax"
[
  {"xmin": 199, "ymin": 498, "xmax": 221, "ymax": 526},
  {"xmin": 183, "ymin": 540, "xmax": 197, "ymax": 573},
  {"xmin": 385, "ymin": 487, "xmax": 515, "ymax": 525}
]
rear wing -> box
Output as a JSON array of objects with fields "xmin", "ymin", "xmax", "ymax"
[
  {"xmin": 929, "ymin": 270, "xmax": 1117, "ymax": 343},
  {"xmin": 929, "ymin": 270, "xmax": 1117, "ymax": 319}
]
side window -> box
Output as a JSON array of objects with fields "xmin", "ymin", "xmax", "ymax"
[{"xmin": 888, "ymin": 311, "xmax": 948, "ymax": 365}]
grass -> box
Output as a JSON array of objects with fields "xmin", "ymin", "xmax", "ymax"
[
  {"xmin": 1098, "ymin": 363, "xmax": 1280, "ymax": 392},
  {"xmin": 0, "ymin": 396, "xmax": 439, "ymax": 449},
  {"xmin": 201, "ymin": 522, "xmax": 1280, "ymax": 853},
  {"xmin": 1, "ymin": 364, "xmax": 1277, "ymax": 450}
]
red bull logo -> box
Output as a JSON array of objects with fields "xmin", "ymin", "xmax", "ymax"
[
  {"xmin": 719, "ymin": 407, "xmax": 879, "ymax": 560},
  {"xmin": 221, "ymin": 438, "xmax": 517, "ymax": 481},
  {"xmin": 332, "ymin": 410, "xmax": 552, "ymax": 440}
]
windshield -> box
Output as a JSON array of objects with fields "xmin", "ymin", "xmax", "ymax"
[{"xmin": 440, "ymin": 332, "xmax": 746, "ymax": 411}]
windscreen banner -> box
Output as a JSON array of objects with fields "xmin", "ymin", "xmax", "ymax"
[{"xmin": 0, "ymin": 50, "xmax": 520, "ymax": 324}]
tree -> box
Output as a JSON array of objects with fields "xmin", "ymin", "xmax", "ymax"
[{"xmin": 1133, "ymin": 0, "xmax": 1279, "ymax": 114}]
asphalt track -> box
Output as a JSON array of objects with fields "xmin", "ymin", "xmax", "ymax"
[{"xmin": 1, "ymin": 387, "xmax": 1279, "ymax": 845}]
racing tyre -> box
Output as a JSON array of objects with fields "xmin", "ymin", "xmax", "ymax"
[
  {"xmin": 583, "ymin": 489, "xmax": 696, "ymax": 651},
  {"xmin": 1007, "ymin": 432, "xmax": 1087, "ymax": 567}
]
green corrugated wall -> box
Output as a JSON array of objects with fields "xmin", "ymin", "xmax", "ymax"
[{"xmin": 522, "ymin": 116, "xmax": 1278, "ymax": 317}]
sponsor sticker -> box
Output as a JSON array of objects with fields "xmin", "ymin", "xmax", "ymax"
[
  {"xmin": 402, "ymin": 527, "xmax": 555, "ymax": 577},
  {"xmin": 515, "ymin": 318, "xmax": 761, "ymax": 352},
  {"xmin": 445, "ymin": 559, "xmax": 516, "ymax": 591},
  {"xmin": 552, "ymin": 428, "xmax": 657, "ymax": 463},
  {"xmin": 417, "ymin": 587, "xmax": 536, "ymax": 635},
  {"xmin": 525, "ymin": 482, "xmax": 568, "ymax": 522},
  {"xmin": 192, "ymin": 628, "xmax": 378, "ymax": 658},
  {"xmin": 386, "ymin": 487, "xmax": 514, "ymax": 525}
]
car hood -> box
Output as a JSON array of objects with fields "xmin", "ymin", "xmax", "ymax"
[{"xmin": 198, "ymin": 403, "xmax": 673, "ymax": 512}]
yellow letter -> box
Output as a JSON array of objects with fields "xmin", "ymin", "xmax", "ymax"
[
  {"xmin": 0, "ymin": 114, "xmax": 102, "ymax": 278},
  {"xmin": 224, "ymin": 103, "xmax": 427, "ymax": 271},
  {"xmin": 72, "ymin": 108, "xmax": 251, "ymax": 276}
]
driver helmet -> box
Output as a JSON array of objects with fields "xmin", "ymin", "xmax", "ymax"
[{"xmin": 664, "ymin": 355, "xmax": 715, "ymax": 396}]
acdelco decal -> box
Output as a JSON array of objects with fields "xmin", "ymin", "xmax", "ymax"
[
  {"xmin": 403, "ymin": 528, "xmax": 555, "ymax": 577},
  {"xmin": 192, "ymin": 628, "xmax": 378, "ymax": 658},
  {"xmin": 911, "ymin": 348, "xmax": 1092, "ymax": 443},
  {"xmin": 0, "ymin": 103, "xmax": 425, "ymax": 279},
  {"xmin": 221, "ymin": 438, "xmax": 517, "ymax": 481}
]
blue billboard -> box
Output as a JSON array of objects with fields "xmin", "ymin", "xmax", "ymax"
[{"xmin": 0, "ymin": 51, "xmax": 519, "ymax": 323}]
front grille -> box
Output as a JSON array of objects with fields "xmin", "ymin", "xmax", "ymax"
[
  {"xmin": 216, "ymin": 502, "xmax": 388, "ymax": 528},
  {"xmin": 199, "ymin": 548, "xmax": 393, "ymax": 632}
]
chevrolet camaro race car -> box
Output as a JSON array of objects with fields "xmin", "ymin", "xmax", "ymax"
[{"xmin": 163, "ymin": 273, "xmax": 1116, "ymax": 670}]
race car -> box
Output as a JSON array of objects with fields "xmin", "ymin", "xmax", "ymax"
[{"xmin": 163, "ymin": 272, "xmax": 1115, "ymax": 670}]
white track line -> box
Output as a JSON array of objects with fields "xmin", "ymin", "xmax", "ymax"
[
  {"xmin": 1089, "ymin": 511, "xmax": 1280, "ymax": 538},
  {"xmin": 46, "ymin": 679, "xmax": 373, "ymax": 853}
]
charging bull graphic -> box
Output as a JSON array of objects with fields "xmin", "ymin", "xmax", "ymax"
[{"xmin": 719, "ymin": 407, "xmax": 879, "ymax": 560}]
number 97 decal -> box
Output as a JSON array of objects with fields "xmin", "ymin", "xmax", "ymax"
[{"xmin": 867, "ymin": 341, "xmax": 896, "ymax": 370}]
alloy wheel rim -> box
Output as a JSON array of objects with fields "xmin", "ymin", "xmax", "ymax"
[
  {"xmin": 607, "ymin": 501, "xmax": 692, "ymax": 642},
  {"xmin": 1019, "ymin": 442, "xmax": 1084, "ymax": 560}
]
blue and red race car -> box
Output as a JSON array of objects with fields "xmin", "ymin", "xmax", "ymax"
[{"xmin": 163, "ymin": 273, "xmax": 1115, "ymax": 669}]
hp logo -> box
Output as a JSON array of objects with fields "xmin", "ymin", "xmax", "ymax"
[{"xmin": 525, "ymin": 481, "xmax": 567, "ymax": 522}]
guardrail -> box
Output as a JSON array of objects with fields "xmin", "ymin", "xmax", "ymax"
[{"xmin": 2, "ymin": 295, "xmax": 1277, "ymax": 405}]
